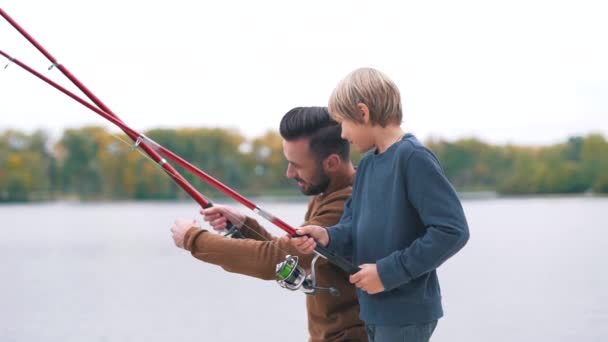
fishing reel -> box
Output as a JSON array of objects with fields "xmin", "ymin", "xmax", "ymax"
[
  {"xmin": 222, "ymin": 223, "xmax": 244, "ymax": 239},
  {"xmin": 275, "ymin": 255, "xmax": 340, "ymax": 296}
]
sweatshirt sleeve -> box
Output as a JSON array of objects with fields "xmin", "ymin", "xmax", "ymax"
[
  {"xmin": 300, "ymin": 190, "xmax": 353, "ymax": 269},
  {"xmin": 326, "ymin": 197, "xmax": 354, "ymax": 257},
  {"xmin": 376, "ymin": 149, "xmax": 470, "ymax": 291},
  {"xmin": 183, "ymin": 227, "xmax": 284, "ymax": 280},
  {"xmin": 240, "ymin": 217, "xmax": 273, "ymax": 241}
]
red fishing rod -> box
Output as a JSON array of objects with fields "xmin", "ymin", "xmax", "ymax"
[
  {"xmin": 0, "ymin": 9, "xmax": 359, "ymax": 286},
  {"xmin": 0, "ymin": 8, "xmax": 244, "ymax": 239},
  {"xmin": 0, "ymin": 48, "xmax": 358, "ymax": 278}
]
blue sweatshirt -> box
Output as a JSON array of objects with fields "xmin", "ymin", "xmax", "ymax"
[{"xmin": 327, "ymin": 134, "xmax": 469, "ymax": 325}]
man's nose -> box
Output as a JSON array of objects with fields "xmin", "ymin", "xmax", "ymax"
[{"xmin": 285, "ymin": 164, "xmax": 296, "ymax": 179}]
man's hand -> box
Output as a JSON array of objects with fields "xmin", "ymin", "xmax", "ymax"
[
  {"xmin": 200, "ymin": 205, "xmax": 245, "ymax": 231},
  {"xmin": 282, "ymin": 225, "xmax": 329, "ymax": 254},
  {"xmin": 349, "ymin": 264, "xmax": 385, "ymax": 294},
  {"xmin": 170, "ymin": 218, "xmax": 200, "ymax": 249}
]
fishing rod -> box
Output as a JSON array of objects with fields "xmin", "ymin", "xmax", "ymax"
[
  {"xmin": 1, "ymin": 9, "xmax": 360, "ymax": 294},
  {"xmin": 0, "ymin": 8, "xmax": 243, "ymax": 239},
  {"xmin": 0, "ymin": 50, "xmax": 359, "ymax": 294}
]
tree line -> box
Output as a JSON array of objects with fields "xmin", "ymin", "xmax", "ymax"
[{"xmin": 1, "ymin": 127, "xmax": 606, "ymax": 202}]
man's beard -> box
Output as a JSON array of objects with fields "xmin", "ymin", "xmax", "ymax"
[{"xmin": 295, "ymin": 171, "xmax": 330, "ymax": 196}]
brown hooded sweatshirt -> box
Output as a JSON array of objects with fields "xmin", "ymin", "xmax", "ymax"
[{"xmin": 183, "ymin": 180, "xmax": 367, "ymax": 342}]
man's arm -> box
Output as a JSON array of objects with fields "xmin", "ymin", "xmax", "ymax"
[
  {"xmin": 180, "ymin": 190, "xmax": 353, "ymax": 279},
  {"xmin": 183, "ymin": 228, "xmax": 284, "ymax": 280},
  {"xmin": 239, "ymin": 217, "xmax": 274, "ymax": 241}
]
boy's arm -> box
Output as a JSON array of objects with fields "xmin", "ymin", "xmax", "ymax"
[
  {"xmin": 299, "ymin": 191, "xmax": 355, "ymax": 267},
  {"xmin": 376, "ymin": 149, "xmax": 470, "ymax": 291},
  {"xmin": 326, "ymin": 197, "xmax": 355, "ymax": 257}
]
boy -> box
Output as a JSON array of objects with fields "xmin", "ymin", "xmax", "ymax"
[{"xmin": 290, "ymin": 68, "xmax": 470, "ymax": 342}]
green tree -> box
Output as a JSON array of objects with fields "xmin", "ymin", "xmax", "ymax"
[
  {"xmin": 56, "ymin": 127, "xmax": 109, "ymax": 198},
  {"xmin": 0, "ymin": 130, "xmax": 53, "ymax": 202}
]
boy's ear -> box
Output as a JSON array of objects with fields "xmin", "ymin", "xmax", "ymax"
[{"xmin": 357, "ymin": 103, "xmax": 370, "ymax": 124}]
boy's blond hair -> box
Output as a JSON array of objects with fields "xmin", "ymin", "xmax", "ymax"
[{"xmin": 328, "ymin": 67, "xmax": 402, "ymax": 127}]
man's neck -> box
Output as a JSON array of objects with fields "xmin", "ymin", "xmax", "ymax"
[{"xmin": 324, "ymin": 163, "xmax": 356, "ymax": 195}]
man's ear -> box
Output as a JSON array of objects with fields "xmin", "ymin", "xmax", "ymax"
[
  {"xmin": 323, "ymin": 154, "xmax": 341, "ymax": 172},
  {"xmin": 357, "ymin": 103, "xmax": 370, "ymax": 124}
]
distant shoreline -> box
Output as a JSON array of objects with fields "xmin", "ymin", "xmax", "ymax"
[{"xmin": 1, "ymin": 192, "xmax": 606, "ymax": 205}]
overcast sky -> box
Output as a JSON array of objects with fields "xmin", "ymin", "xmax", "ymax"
[{"xmin": 1, "ymin": 0, "xmax": 607, "ymax": 145}]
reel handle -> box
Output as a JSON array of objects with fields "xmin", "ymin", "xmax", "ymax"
[{"xmin": 311, "ymin": 284, "xmax": 340, "ymax": 297}]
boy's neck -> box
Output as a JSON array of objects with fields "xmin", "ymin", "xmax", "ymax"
[{"xmin": 373, "ymin": 125, "xmax": 406, "ymax": 154}]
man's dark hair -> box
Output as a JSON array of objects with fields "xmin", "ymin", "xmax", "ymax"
[{"xmin": 279, "ymin": 107, "xmax": 350, "ymax": 161}]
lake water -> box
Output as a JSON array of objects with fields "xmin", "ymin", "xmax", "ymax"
[{"xmin": 1, "ymin": 197, "xmax": 607, "ymax": 341}]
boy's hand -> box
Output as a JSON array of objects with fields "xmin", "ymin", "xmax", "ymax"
[
  {"xmin": 282, "ymin": 225, "xmax": 328, "ymax": 254},
  {"xmin": 171, "ymin": 218, "xmax": 200, "ymax": 249},
  {"xmin": 200, "ymin": 205, "xmax": 245, "ymax": 231},
  {"xmin": 349, "ymin": 264, "xmax": 385, "ymax": 294}
]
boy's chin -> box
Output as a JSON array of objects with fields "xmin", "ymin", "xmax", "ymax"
[{"xmin": 354, "ymin": 143, "xmax": 373, "ymax": 153}]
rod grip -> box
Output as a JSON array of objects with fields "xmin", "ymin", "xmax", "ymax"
[
  {"xmin": 203, "ymin": 202, "xmax": 245, "ymax": 239},
  {"xmin": 314, "ymin": 244, "xmax": 360, "ymax": 275}
]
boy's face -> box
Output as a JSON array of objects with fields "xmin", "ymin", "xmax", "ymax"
[
  {"xmin": 282, "ymin": 138, "xmax": 330, "ymax": 195},
  {"xmin": 333, "ymin": 112, "xmax": 374, "ymax": 153}
]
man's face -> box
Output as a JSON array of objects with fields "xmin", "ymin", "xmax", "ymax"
[{"xmin": 282, "ymin": 138, "xmax": 330, "ymax": 196}]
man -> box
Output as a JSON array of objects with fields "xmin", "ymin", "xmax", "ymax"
[{"xmin": 170, "ymin": 107, "xmax": 366, "ymax": 341}]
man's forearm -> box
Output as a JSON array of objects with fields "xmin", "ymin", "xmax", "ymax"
[{"xmin": 184, "ymin": 228, "xmax": 286, "ymax": 280}]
